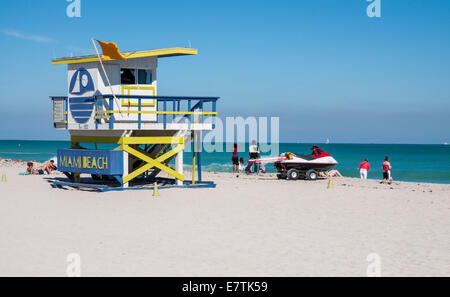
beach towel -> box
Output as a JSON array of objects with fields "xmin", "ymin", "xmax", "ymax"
[{"xmin": 19, "ymin": 173, "xmax": 45, "ymax": 176}]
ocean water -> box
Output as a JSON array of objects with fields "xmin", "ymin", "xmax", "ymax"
[{"xmin": 1, "ymin": 140, "xmax": 450, "ymax": 184}]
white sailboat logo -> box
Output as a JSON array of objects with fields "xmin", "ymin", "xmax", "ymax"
[
  {"xmin": 69, "ymin": 68, "xmax": 95, "ymax": 124},
  {"xmin": 71, "ymin": 71, "xmax": 80, "ymax": 93}
]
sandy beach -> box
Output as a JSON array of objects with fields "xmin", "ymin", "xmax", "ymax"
[{"xmin": 0, "ymin": 161, "xmax": 449, "ymax": 277}]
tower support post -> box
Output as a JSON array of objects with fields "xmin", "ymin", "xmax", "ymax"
[
  {"xmin": 175, "ymin": 144, "xmax": 184, "ymax": 186},
  {"xmin": 123, "ymin": 151, "xmax": 129, "ymax": 188}
]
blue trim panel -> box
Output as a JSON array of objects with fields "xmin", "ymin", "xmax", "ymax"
[
  {"xmin": 70, "ymin": 103, "xmax": 94, "ymax": 110},
  {"xmin": 71, "ymin": 110, "xmax": 93, "ymax": 118},
  {"xmin": 69, "ymin": 97, "xmax": 95, "ymax": 103}
]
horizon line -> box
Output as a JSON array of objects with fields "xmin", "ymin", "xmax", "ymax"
[{"xmin": 0, "ymin": 139, "xmax": 448, "ymax": 146}]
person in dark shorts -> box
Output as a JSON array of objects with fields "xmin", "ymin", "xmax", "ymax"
[
  {"xmin": 232, "ymin": 143, "xmax": 239, "ymax": 175},
  {"xmin": 249, "ymin": 140, "xmax": 260, "ymax": 174},
  {"xmin": 382, "ymin": 156, "xmax": 392, "ymax": 183}
]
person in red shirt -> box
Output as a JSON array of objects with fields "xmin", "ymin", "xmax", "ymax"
[{"xmin": 359, "ymin": 158, "xmax": 370, "ymax": 179}]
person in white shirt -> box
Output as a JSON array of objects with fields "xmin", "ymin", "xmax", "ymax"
[{"xmin": 249, "ymin": 140, "xmax": 260, "ymax": 174}]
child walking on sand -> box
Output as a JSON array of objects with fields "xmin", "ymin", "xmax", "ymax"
[
  {"xmin": 239, "ymin": 157, "xmax": 245, "ymax": 174},
  {"xmin": 382, "ymin": 156, "xmax": 392, "ymax": 183}
]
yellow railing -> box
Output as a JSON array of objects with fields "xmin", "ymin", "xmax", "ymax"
[{"xmin": 104, "ymin": 110, "xmax": 218, "ymax": 116}]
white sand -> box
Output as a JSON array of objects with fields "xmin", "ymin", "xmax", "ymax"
[{"xmin": 0, "ymin": 163, "xmax": 449, "ymax": 277}]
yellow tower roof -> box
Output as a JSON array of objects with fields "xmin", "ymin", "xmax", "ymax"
[{"xmin": 52, "ymin": 47, "xmax": 198, "ymax": 65}]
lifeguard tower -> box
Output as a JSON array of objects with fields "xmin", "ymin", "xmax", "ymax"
[{"xmin": 50, "ymin": 42, "xmax": 218, "ymax": 190}]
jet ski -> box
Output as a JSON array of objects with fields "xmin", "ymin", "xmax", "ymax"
[{"xmin": 274, "ymin": 145, "xmax": 338, "ymax": 180}]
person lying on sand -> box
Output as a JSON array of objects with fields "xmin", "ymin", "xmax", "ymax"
[
  {"xmin": 319, "ymin": 170, "xmax": 343, "ymax": 178},
  {"xmin": 328, "ymin": 170, "xmax": 342, "ymax": 177},
  {"xmin": 25, "ymin": 162, "xmax": 39, "ymax": 175},
  {"xmin": 39, "ymin": 160, "xmax": 57, "ymax": 175}
]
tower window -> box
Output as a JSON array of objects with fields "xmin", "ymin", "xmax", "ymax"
[
  {"xmin": 138, "ymin": 69, "xmax": 152, "ymax": 85},
  {"xmin": 120, "ymin": 69, "xmax": 136, "ymax": 84}
]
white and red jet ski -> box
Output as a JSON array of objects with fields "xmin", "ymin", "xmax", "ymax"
[
  {"xmin": 275, "ymin": 146, "xmax": 338, "ymax": 180},
  {"xmin": 249, "ymin": 145, "xmax": 338, "ymax": 180}
]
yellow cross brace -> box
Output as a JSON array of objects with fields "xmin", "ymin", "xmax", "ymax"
[
  {"xmin": 69, "ymin": 135, "xmax": 186, "ymax": 185},
  {"xmin": 121, "ymin": 144, "xmax": 185, "ymax": 184}
]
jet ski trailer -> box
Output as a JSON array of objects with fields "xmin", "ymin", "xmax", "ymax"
[{"xmin": 249, "ymin": 146, "xmax": 338, "ymax": 180}]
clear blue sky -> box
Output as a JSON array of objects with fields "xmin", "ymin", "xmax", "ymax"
[{"xmin": 0, "ymin": 0, "xmax": 449, "ymax": 143}]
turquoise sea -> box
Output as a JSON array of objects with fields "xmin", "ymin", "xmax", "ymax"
[{"xmin": 1, "ymin": 140, "xmax": 450, "ymax": 184}]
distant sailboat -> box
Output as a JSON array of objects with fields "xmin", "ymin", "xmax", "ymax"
[
  {"xmin": 325, "ymin": 138, "xmax": 330, "ymax": 145},
  {"xmin": 445, "ymin": 142, "xmax": 449, "ymax": 146}
]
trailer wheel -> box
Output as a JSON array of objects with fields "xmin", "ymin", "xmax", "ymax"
[
  {"xmin": 287, "ymin": 169, "xmax": 300, "ymax": 180},
  {"xmin": 306, "ymin": 169, "xmax": 318, "ymax": 181}
]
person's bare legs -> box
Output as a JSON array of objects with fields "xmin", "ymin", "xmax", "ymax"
[
  {"xmin": 328, "ymin": 170, "xmax": 342, "ymax": 177},
  {"xmin": 40, "ymin": 163, "xmax": 48, "ymax": 173},
  {"xmin": 40, "ymin": 162, "xmax": 55, "ymax": 174}
]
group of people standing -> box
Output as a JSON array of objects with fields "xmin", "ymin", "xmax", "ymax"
[
  {"xmin": 232, "ymin": 140, "xmax": 264, "ymax": 177},
  {"xmin": 359, "ymin": 156, "xmax": 393, "ymax": 182}
]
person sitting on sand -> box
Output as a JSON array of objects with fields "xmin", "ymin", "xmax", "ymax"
[
  {"xmin": 25, "ymin": 162, "xmax": 39, "ymax": 175},
  {"xmin": 382, "ymin": 156, "xmax": 392, "ymax": 183},
  {"xmin": 359, "ymin": 158, "xmax": 370, "ymax": 179},
  {"xmin": 39, "ymin": 160, "xmax": 57, "ymax": 175}
]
